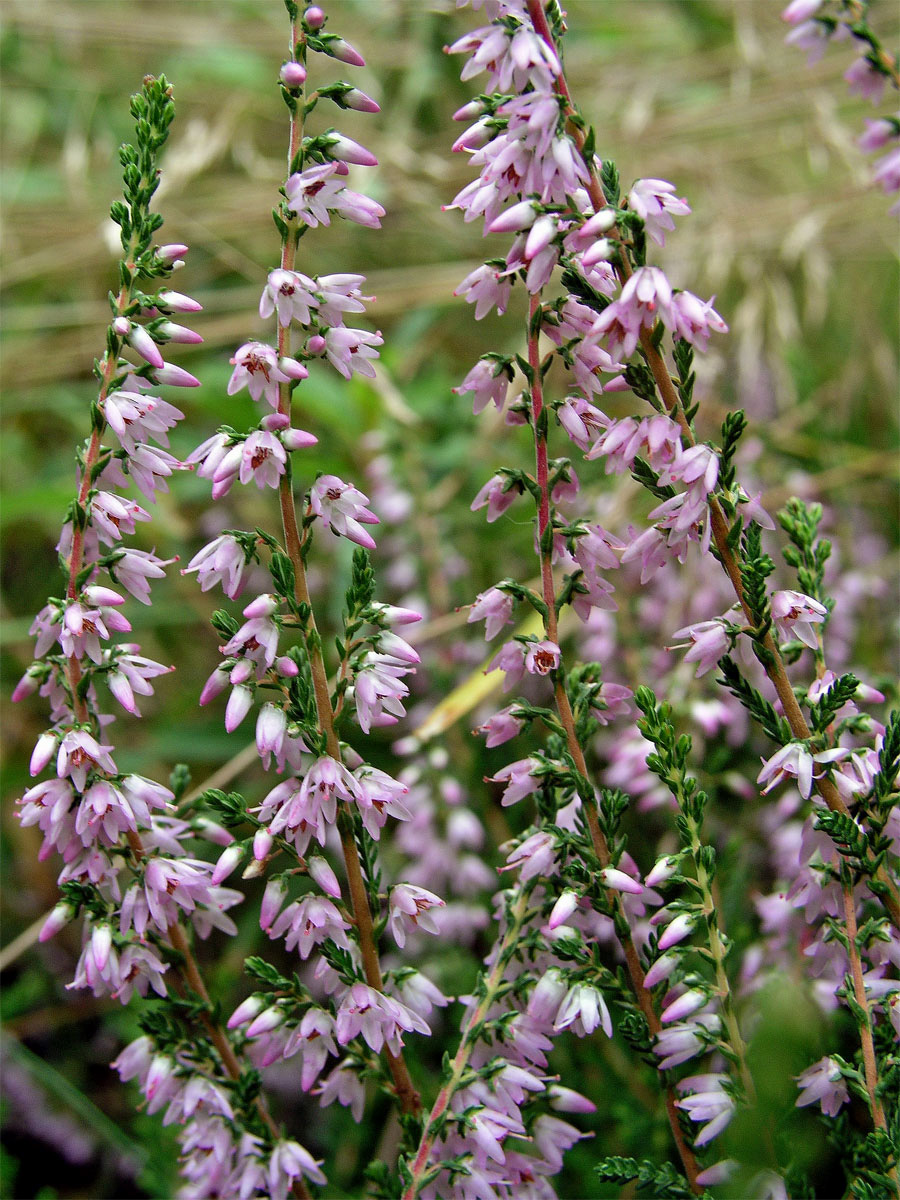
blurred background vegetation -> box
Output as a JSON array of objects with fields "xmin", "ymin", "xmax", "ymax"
[{"xmin": 1, "ymin": 1, "xmax": 897, "ymax": 1196}]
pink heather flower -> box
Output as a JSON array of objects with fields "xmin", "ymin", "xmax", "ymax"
[
  {"xmin": 259, "ymin": 269, "xmax": 319, "ymax": 327},
  {"xmin": 554, "ymin": 983, "xmax": 613, "ymax": 1038},
  {"xmin": 781, "ymin": 0, "xmax": 823, "ymax": 22},
  {"xmin": 771, "ymin": 589, "xmax": 827, "ymax": 648},
  {"xmin": 670, "ymin": 617, "xmax": 731, "ymax": 677},
  {"xmin": 236, "ymin": 431, "xmax": 287, "ymax": 490},
  {"xmin": 268, "ymin": 895, "xmax": 352, "ymax": 959},
  {"xmin": 859, "ymin": 118, "xmax": 897, "ymax": 153},
  {"xmin": 56, "ymin": 730, "xmax": 116, "ymax": 790},
  {"xmin": 627, "ymin": 178, "xmax": 691, "ymax": 245},
  {"xmin": 454, "ymin": 264, "xmax": 513, "ymax": 321},
  {"xmin": 353, "ymin": 652, "xmax": 412, "ymax": 734},
  {"xmin": 643, "ymin": 951, "xmax": 680, "ymax": 988},
  {"xmin": 590, "ymin": 297, "xmax": 643, "ymax": 360},
  {"xmin": 524, "ymin": 639, "xmax": 560, "ymax": 676},
  {"xmin": 795, "ymin": 1057, "xmax": 850, "ymax": 1117},
  {"xmin": 106, "ymin": 649, "xmax": 174, "ymax": 715},
  {"xmin": 471, "ymin": 472, "xmax": 522, "ymax": 523},
  {"xmin": 108, "ymin": 547, "xmax": 174, "ymax": 606},
  {"xmin": 757, "ymin": 742, "xmax": 848, "ymax": 800},
  {"xmin": 322, "ymin": 326, "xmax": 383, "ymax": 379},
  {"xmin": 267, "ymin": 1141, "xmax": 326, "ymax": 1196},
  {"xmin": 676, "ymin": 1074, "xmax": 735, "ymax": 1147},
  {"xmin": 227, "ymin": 341, "xmax": 307, "ymax": 409},
  {"xmin": 313, "ymin": 273, "xmax": 371, "ymax": 325},
  {"xmin": 619, "ymin": 265, "xmax": 674, "ymax": 330},
  {"xmin": 325, "ymin": 133, "xmax": 377, "ymax": 167},
  {"xmin": 468, "ymin": 586, "xmax": 514, "ymax": 640},
  {"xmin": 503, "ymin": 830, "xmax": 558, "ymax": 882},
  {"xmin": 454, "ymin": 357, "xmax": 511, "ymax": 414},
  {"xmin": 661, "ymin": 988, "xmax": 708, "ymax": 1025},
  {"xmin": 668, "ymin": 290, "xmax": 729, "ymax": 350},
  {"xmin": 315, "ymin": 1063, "xmax": 366, "ymax": 1122},
  {"xmin": 557, "ymin": 395, "xmax": 610, "ymax": 452},
  {"xmin": 489, "ymin": 756, "xmax": 541, "ymax": 806},
  {"xmin": 182, "ymin": 534, "xmax": 248, "ymax": 599},
  {"xmin": 448, "ymin": 22, "xmax": 561, "ymax": 94},
  {"xmin": 310, "ymin": 475, "xmax": 379, "ymax": 548},
  {"xmin": 655, "ymin": 1015, "xmax": 719, "ymax": 1070},
  {"xmin": 90, "ymin": 491, "xmax": 151, "ymax": 546},
  {"xmin": 59, "ymin": 601, "xmax": 130, "ymax": 664},
  {"xmin": 388, "ymin": 884, "xmax": 445, "ymax": 946},
  {"xmin": 590, "ymin": 681, "xmax": 632, "ymax": 725},
  {"xmin": 335, "ymin": 982, "xmax": 429, "ymax": 1055},
  {"xmin": 476, "ymin": 704, "xmax": 525, "ymax": 747},
  {"xmin": 874, "ymin": 145, "xmax": 900, "ymax": 202},
  {"xmin": 223, "ymin": 613, "xmax": 280, "ymax": 677},
  {"xmin": 104, "ymin": 390, "xmax": 183, "ymax": 453},
  {"xmin": 484, "ymin": 641, "xmax": 527, "ymax": 695},
  {"xmin": 845, "ymin": 55, "xmax": 886, "ymax": 105},
  {"xmin": 785, "ymin": 20, "xmax": 832, "ymax": 66}
]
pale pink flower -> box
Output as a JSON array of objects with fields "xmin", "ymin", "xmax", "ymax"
[
  {"xmin": 468, "ymin": 586, "xmax": 514, "ymax": 639},
  {"xmin": 310, "ymin": 475, "xmax": 379, "ymax": 548},
  {"xmin": 627, "ymin": 178, "xmax": 691, "ymax": 245},
  {"xmin": 795, "ymin": 1057, "xmax": 850, "ymax": 1117},
  {"xmin": 771, "ymin": 589, "xmax": 827, "ymax": 649},
  {"xmin": 259, "ymin": 269, "xmax": 319, "ymax": 326},
  {"xmin": 388, "ymin": 884, "xmax": 445, "ymax": 946},
  {"xmin": 227, "ymin": 341, "xmax": 307, "ymax": 408}
]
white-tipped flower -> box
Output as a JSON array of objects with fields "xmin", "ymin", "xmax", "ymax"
[
  {"xmin": 598, "ymin": 867, "xmax": 644, "ymax": 895},
  {"xmin": 308, "ymin": 856, "xmax": 342, "ymax": 898},
  {"xmin": 658, "ymin": 912, "xmax": 696, "ymax": 950},
  {"xmin": 548, "ymin": 889, "xmax": 579, "ymax": 929},
  {"xmin": 211, "ymin": 843, "xmax": 245, "ymax": 885},
  {"xmin": 662, "ymin": 988, "xmax": 708, "ymax": 1024}
]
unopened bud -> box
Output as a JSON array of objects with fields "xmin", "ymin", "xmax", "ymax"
[{"xmin": 280, "ymin": 61, "xmax": 307, "ymax": 89}]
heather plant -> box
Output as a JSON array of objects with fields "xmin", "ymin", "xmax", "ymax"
[{"xmin": 4, "ymin": 2, "xmax": 899, "ymax": 1199}]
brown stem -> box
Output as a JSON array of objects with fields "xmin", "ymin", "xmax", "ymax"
[
  {"xmin": 527, "ymin": 0, "xmax": 900, "ymax": 934},
  {"xmin": 841, "ymin": 884, "xmax": 889, "ymax": 1125},
  {"xmin": 526, "ymin": 294, "xmax": 702, "ymax": 1191},
  {"xmin": 272, "ymin": 28, "xmax": 420, "ymax": 1118},
  {"xmin": 401, "ymin": 889, "xmax": 532, "ymax": 1200}
]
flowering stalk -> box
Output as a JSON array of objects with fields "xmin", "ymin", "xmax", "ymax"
[
  {"xmin": 523, "ymin": 0, "xmax": 900, "ymax": 933},
  {"xmin": 185, "ymin": 3, "xmax": 437, "ymax": 1167},
  {"xmin": 13, "ymin": 76, "xmax": 324, "ymax": 1200}
]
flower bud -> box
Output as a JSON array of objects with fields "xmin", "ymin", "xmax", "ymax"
[
  {"xmin": 280, "ymin": 60, "xmax": 307, "ymax": 89},
  {"xmin": 308, "ymin": 856, "xmax": 342, "ymax": 898},
  {"xmin": 261, "ymin": 412, "xmax": 290, "ymax": 432},
  {"xmin": 228, "ymin": 995, "xmax": 265, "ymax": 1029},
  {"xmin": 329, "ymin": 38, "xmax": 365, "ymax": 67},
  {"xmin": 307, "ymin": 334, "xmax": 326, "ymax": 355},
  {"xmin": 211, "ymin": 843, "xmax": 245, "ymax": 884},
  {"xmin": 12, "ymin": 670, "xmax": 40, "ymax": 702},
  {"xmin": 242, "ymin": 593, "xmax": 279, "ymax": 619},
  {"xmin": 253, "ymin": 828, "xmax": 275, "ymax": 861},
  {"xmin": 157, "ymin": 289, "xmax": 202, "ymax": 313},
  {"xmin": 598, "ymin": 867, "xmax": 644, "ymax": 896},
  {"xmin": 548, "ymin": 889, "xmax": 579, "ymax": 929},
  {"xmin": 344, "ymin": 88, "xmax": 380, "ymax": 114},
  {"xmin": 246, "ymin": 1005, "xmax": 284, "ymax": 1037},
  {"xmin": 282, "ymin": 427, "xmax": 319, "ymax": 451},
  {"xmin": 156, "ymin": 243, "xmax": 189, "ymax": 265},
  {"xmin": 275, "ymin": 655, "xmax": 300, "ymax": 678},
  {"xmin": 304, "ymin": 6, "xmax": 325, "ymax": 29},
  {"xmin": 661, "ymin": 987, "xmax": 707, "ymax": 1024},
  {"xmin": 325, "ymin": 133, "xmax": 377, "ymax": 167},
  {"xmin": 643, "ymin": 951, "xmax": 679, "ymax": 988},
  {"xmin": 30, "ymin": 731, "xmax": 58, "ymax": 776},
  {"xmin": 153, "ymin": 361, "xmax": 201, "ymax": 388},
  {"xmin": 40, "ymin": 901, "xmax": 76, "ymax": 942},
  {"xmin": 261, "ymin": 877, "xmax": 288, "ymax": 931},
  {"xmin": 658, "ymin": 913, "xmax": 696, "ymax": 951},
  {"xmin": 646, "ymin": 854, "xmax": 680, "ymax": 888}
]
